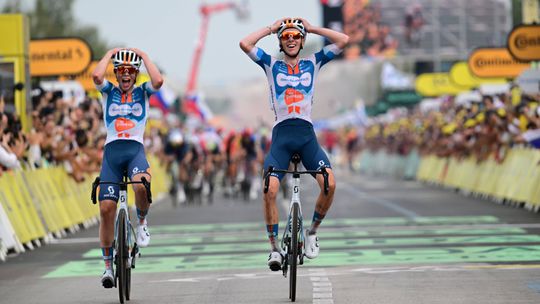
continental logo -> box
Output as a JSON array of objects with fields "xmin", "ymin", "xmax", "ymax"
[
  {"xmin": 468, "ymin": 48, "xmax": 529, "ymax": 78},
  {"xmin": 507, "ymin": 24, "xmax": 540, "ymax": 61},
  {"xmin": 30, "ymin": 38, "xmax": 92, "ymax": 76},
  {"xmin": 513, "ymin": 34, "xmax": 540, "ymax": 49}
]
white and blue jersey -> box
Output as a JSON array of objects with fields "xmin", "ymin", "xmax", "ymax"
[
  {"xmin": 95, "ymin": 79, "xmax": 157, "ymax": 202},
  {"xmin": 96, "ymin": 79, "xmax": 157, "ymax": 145},
  {"xmin": 248, "ymin": 44, "xmax": 342, "ymax": 126}
]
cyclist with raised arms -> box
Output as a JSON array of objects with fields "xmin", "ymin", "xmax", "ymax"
[
  {"xmin": 239, "ymin": 18, "xmax": 348, "ymax": 270},
  {"xmin": 92, "ymin": 48, "xmax": 163, "ymax": 287}
]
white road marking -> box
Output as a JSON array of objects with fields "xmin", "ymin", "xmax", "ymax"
[{"xmin": 309, "ymin": 269, "xmax": 334, "ymax": 304}]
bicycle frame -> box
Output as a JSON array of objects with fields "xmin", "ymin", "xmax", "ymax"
[
  {"xmin": 115, "ymin": 181, "xmax": 137, "ymax": 270},
  {"xmin": 280, "ymin": 174, "xmax": 305, "ymax": 275}
]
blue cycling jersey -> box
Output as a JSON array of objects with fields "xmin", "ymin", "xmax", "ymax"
[
  {"xmin": 96, "ymin": 79, "xmax": 157, "ymax": 145},
  {"xmin": 248, "ymin": 44, "xmax": 342, "ymax": 126}
]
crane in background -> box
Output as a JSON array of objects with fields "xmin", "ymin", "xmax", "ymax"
[{"xmin": 183, "ymin": 1, "xmax": 248, "ymax": 122}]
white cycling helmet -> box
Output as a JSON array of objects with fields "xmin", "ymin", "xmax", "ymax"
[
  {"xmin": 168, "ymin": 129, "xmax": 184, "ymax": 145},
  {"xmin": 112, "ymin": 49, "xmax": 142, "ymax": 70},
  {"xmin": 277, "ymin": 19, "xmax": 306, "ymax": 38}
]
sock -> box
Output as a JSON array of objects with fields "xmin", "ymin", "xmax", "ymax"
[
  {"xmin": 309, "ymin": 211, "xmax": 325, "ymax": 235},
  {"xmin": 102, "ymin": 247, "xmax": 113, "ymax": 270},
  {"xmin": 266, "ymin": 224, "xmax": 279, "ymax": 251},
  {"xmin": 136, "ymin": 208, "xmax": 148, "ymax": 224}
]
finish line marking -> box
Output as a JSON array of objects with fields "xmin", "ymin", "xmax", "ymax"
[{"xmin": 310, "ymin": 268, "xmax": 334, "ymax": 304}]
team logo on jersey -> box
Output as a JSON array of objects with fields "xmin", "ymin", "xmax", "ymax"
[
  {"xmin": 108, "ymin": 103, "xmax": 143, "ymax": 117},
  {"xmin": 284, "ymin": 88, "xmax": 304, "ymax": 114},
  {"xmin": 115, "ymin": 117, "xmax": 136, "ymax": 132},
  {"xmin": 276, "ymin": 72, "xmax": 311, "ymax": 88}
]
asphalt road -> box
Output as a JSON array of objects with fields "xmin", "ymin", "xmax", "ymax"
[{"xmin": 1, "ymin": 169, "xmax": 540, "ymax": 304}]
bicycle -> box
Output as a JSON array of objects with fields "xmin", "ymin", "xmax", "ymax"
[
  {"xmin": 91, "ymin": 173, "xmax": 152, "ymax": 304},
  {"xmin": 264, "ymin": 153, "xmax": 329, "ymax": 302}
]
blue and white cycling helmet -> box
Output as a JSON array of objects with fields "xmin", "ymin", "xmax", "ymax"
[
  {"xmin": 112, "ymin": 49, "xmax": 142, "ymax": 70},
  {"xmin": 277, "ymin": 18, "xmax": 306, "ymax": 38}
]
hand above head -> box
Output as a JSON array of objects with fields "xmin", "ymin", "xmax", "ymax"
[
  {"xmin": 129, "ymin": 48, "xmax": 147, "ymax": 58},
  {"xmin": 295, "ymin": 17, "xmax": 313, "ymax": 33},
  {"xmin": 108, "ymin": 48, "xmax": 122, "ymax": 57},
  {"xmin": 270, "ymin": 18, "xmax": 288, "ymax": 34}
]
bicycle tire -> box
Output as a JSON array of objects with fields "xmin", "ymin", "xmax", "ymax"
[
  {"xmin": 117, "ymin": 209, "xmax": 128, "ymax": 304},
  {"xmin": 125, "ymin": 225, "xmax": 131, "ymax": 301},
  {"xmin": 126, "ymin": 265, "xmax": 131, "ymax": 300},
  {"xmin": 289, "ymin": 203, "xmax": 299, "ymax": 302}
]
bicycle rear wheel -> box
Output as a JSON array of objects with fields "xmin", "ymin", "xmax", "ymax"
[
  {"xmin": 289, "ymin": 203, "xmax": 299, "ymax": 302},
  {"xmin": 117, "ymin": 209, "xmax": 128, "ymax": 304}
]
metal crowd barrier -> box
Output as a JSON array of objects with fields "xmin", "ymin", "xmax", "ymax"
[{"xmin": 0, "ymin": 155, "xmax": 170, "ymax": 260}]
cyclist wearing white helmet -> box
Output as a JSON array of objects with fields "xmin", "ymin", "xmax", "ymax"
[
  {"xmin": 240, "ymin": 18, "xmax": 349, "ymax": 271},
  {"xmin": 92, "ymin": 48, "xmax": 163, "ymax": 288}
]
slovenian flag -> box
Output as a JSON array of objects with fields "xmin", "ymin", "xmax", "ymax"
[
  {"xmin": 522, "ymin": 129, "xmax": 540, "ymax": 149},
  {"xmin": 183, "ymin": 93, "xmax": 213, "ymax": 121},
  {"xmin": 149, "ymin": 85, "xmax": 176, "ymax": 113}
]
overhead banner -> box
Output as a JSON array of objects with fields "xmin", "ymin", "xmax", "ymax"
[
  {"xmin": 468, "ymin": 48, "xmax": 529, "ymax": 78},
  {"xmin": 415, "ymin": 73, "xmax": 468, "ymax": 97},
  {"xmin": 30, "ymin": 38, "xmax": 92, "ymax": 76},
  {"xmin": 449, "ymin": 62, "xmax": 506, "ymax": 88},
  {"xmin": 507, "ymin": 24, "xmax": 540, "ymax": 62}
]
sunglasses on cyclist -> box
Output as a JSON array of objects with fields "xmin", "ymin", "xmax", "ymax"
[
  {"xmin": 280, "ymin": 32, "xmax": 303, "ymax": 41},
  {"xmin": 115, "ymin": 66, "xmax": 138, "ymax": 75}
]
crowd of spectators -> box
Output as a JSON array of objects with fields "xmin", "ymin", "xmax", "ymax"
[
  {"xmin": 364, "ymin": 87, "xmax": 540, "ymax": 164},
  {"xmin": 342, "ymin": 1, "xmax": 399, "ymax": 59},
  {"xmin": 0, "ymin": 90, "xmax": 106, "ymax": 181}
]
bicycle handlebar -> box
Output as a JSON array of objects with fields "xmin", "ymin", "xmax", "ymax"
[
  {"xmin": 91, "ymin": 177, "xmax": 152, "ymax": 205},
  {"xmin": 263, "ymin": 166, "xmax": 330, "ymax": 195}
]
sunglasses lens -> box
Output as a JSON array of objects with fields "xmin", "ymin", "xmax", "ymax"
[
  {"xmin": 116, "ymin": 66, "xmax": 137, "ymax": 74},
  {"xmin": 280, "ymin": 32, "xmax": 302, "ymax": 41}
]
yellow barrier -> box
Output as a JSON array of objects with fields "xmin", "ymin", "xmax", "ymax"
[
  {"xmin": 416, "ymin": 147, "xmax": 540, "ymax": 209},
  {"xmin": 0, "ymin": 153, "xmax": 170, "ymax": 246}
]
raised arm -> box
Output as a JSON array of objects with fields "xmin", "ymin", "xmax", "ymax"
[
  {"xmin": 131, "ymin": 48, "xmax": 164, "ymax": 90},
  {"xmin": 239, "ymin": 18, "xmax": 284, "ymax": 53},
  {"xmin": 92, "ymin": 48, "xmax": 120, "ymax": 85},
  {"xmin": 298, "ymin": 18, "xmax": 349, "ymax": 49}
]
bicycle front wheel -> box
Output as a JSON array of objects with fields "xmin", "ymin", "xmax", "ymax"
[
  {"xmin": 289, "ymin": 203, "xmax": 299, "ymax": 302},
  {"xmin": 117, "ymin": 209, "xmax": 128, "ymax": 304}
]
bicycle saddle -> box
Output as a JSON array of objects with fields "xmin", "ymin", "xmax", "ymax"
[{"xmin": 291, "ymin": 153, "xmax": 301, "ymax": 164}]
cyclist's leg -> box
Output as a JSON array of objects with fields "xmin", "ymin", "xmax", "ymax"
[
  {"xmin": 302, "ymin": 125, "xmax": 337, "ymax": 226},
  {"xmin": 98, "ymin": 144, "xmax": 123, "ymax": 287},
  {"xmin": 128, "ymin": 142, "xmax": 152, "ymax": 222},
  {"xmin": 262, "ymin": 158, "xmax": 284, "ymax": 271},
  {"xmin": 301, "ymin": 127, "xmax": 337, "ymax": 258},
  {"xmin": 127, "ymin": 142, "xmax": 152, "ymax": 247}
]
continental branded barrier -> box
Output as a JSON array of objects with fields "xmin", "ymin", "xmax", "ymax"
[
  {"xmin": 416, "ymin": 147, "xmax": 540, "ymax": 211},
  {"xmin": 507, "ymin": 24, "xmax": 540, "ymax": 62},
  {"xmin": 0, "ymin": 155, "xmax": 170, "ymax": 256},
  {"xmin": 358, "ymin": 147, "xmax": 540, "ymax": 211},
  {"xmin": 468, "ymin": 48, "xmax": 530, "ymax": 78}
]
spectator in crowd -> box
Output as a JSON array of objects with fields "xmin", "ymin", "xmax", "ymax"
[
  {"xmin": 404, "ymin": 2, "xmax": 424, "ymax": 47},
  {"xmin": 342, "ymin": 1, "xmax": 399, "ymax": 59},
  {"xmin": 362, "ymin": 88, "xmax": 540, "ymax": 165}
]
